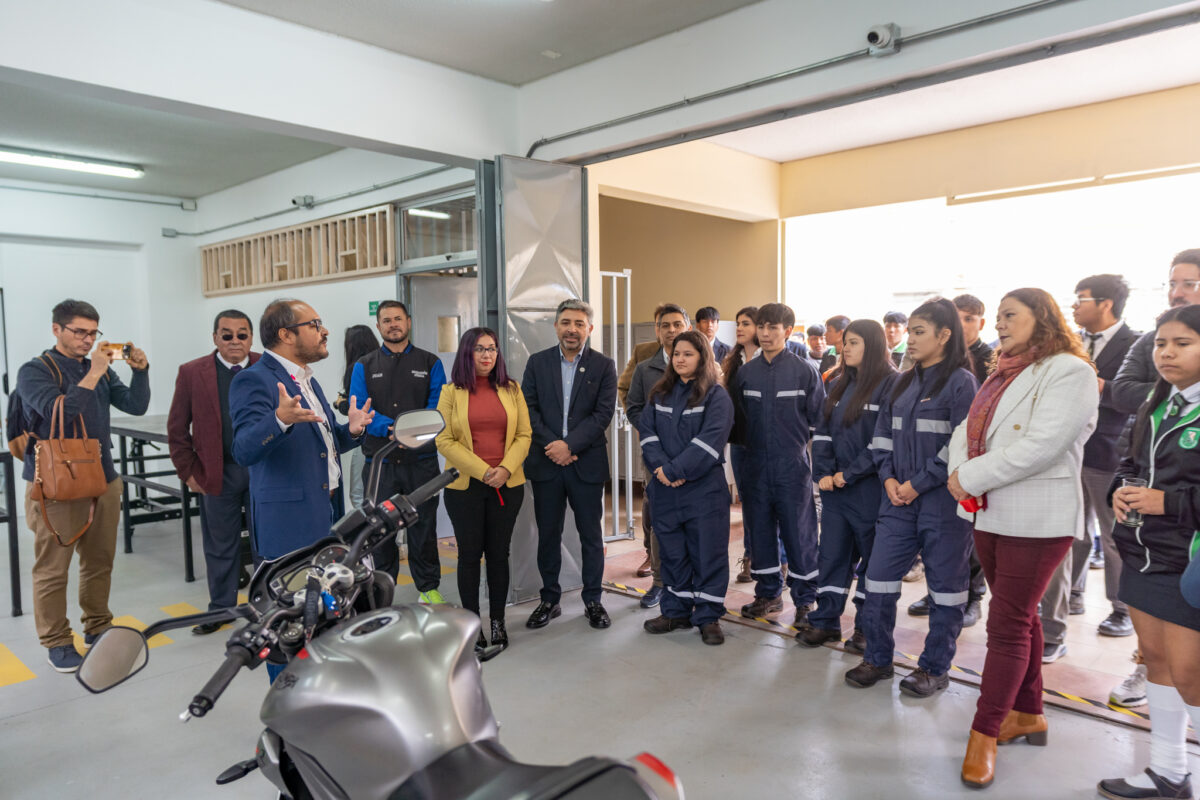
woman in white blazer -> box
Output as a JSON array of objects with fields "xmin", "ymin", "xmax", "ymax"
[{"xmin": 946, "ymin": 288, "xmax": 1098, "ymax": 790}]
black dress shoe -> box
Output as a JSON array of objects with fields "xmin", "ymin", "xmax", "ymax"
[
  {"xmin": 843, "ymin": 629, "xmax": 866, "ymax": 655},
  {"xmin": 700, "ymin": 622, "xmax": 724, "ymax": 645},
  {"xmin": 907, "ymin": 595, "xmax": 932, "ymax": 616},
  {"xmin": 796, "ymin": 626, "xmax": 841, "ymax": 648},
  {"xmin": 845, "ymin": 660, "xmax": 894, "ymax": 688},
  {"xmin": 740, "ymin": 595, "xmax": 783, "ymax": 618},
  {"xmin": 899, "ymin": 667, "xmax": 949, "ymax": 698},
  {"xmin": 1098, "ymin": 768, "xmax": 1193, "ymax": 799},
  {"xmin": 584, "ymin": 602, "xmax": 611, "ymax": 629},
  {"xmin": 643, "ymin": 615, "xmax": 693, "ymax": 634},
  {"xmin": 525, "ymin": 601, "xmax": 562, "ymax": 629},
  {"xmin": 640, "ymin": 585, "xmax": 663, "ymax": 608},
  {"xmin": 962, "ymin": 599, "xmax": 982, "ymax": 628},
  {"xmin": 490, "ymin": 619, "xmax": 509, "ymax": 650},
  {"xmin": 192, "ymin": 621, "xmax": 225, "ymax": 636}
]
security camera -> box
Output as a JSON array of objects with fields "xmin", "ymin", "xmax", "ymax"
[
  {"xmin": 291, "ymin": 195, "xmax": 315, "ymax": 209},
  {"xmin": 866, "ymin": 23, "xmax": 900, "ymax": 56}
]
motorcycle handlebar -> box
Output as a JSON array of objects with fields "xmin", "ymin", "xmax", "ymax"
[
  {"xmin": 403, "ymin": 468, "xmax": 459, "ymax": 509},
  {"xmin": 188, "ymin": 645, "xmax": 255, "ymax": 718}
]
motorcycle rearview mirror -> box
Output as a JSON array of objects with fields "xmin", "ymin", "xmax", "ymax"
[
  {"xmin": 363, "ymin": 409, "xmax": 446, "ymax": 505},
  {"xmin": 76, "ymin": 626, "xmax": 149, "ymax": 693},
  {"xmin": 393, "ymin": 408, "xmax": 445, "ymax": 449}
]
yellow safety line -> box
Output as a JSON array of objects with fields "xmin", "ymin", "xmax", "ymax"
[{"xmin": 0, "ymin": 643, "xmax": 36, "ymax": 688}]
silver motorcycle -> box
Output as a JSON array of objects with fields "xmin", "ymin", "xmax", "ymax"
[{"xmin": 77, "ymin": 409, "xmax": 683, "ymax": 800}]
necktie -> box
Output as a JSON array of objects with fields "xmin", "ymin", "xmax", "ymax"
[
  {"xmin": 1166, "ymin": 393, "xmax": 1186, "ymax": 418},
  {"xmin": 1086, "ymin": 333, "xmax": 1103, "ymax": 360},
  {"xmin": 230, "ymin": 365, "xmax": 242, "ymax": 374}
]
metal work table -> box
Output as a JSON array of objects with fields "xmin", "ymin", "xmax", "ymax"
[
  {"xmin": 2, "ymin": 452, "xmax": 20, "ymax": 616},
  {"xmin": 110, "ymin": 414, "xmax": 199, "ymax": 582}
]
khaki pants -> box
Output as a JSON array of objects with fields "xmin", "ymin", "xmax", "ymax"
[{"xmin": 28, "ymin": 478, "xmax": 123, "ymax": 649}]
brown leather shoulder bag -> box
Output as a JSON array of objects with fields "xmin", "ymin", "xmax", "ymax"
[{"xmin": 33, "ymin": 393, "xmax": 108, "ymax": 546}]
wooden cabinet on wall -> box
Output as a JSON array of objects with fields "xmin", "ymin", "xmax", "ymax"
[{"xmin": 201, "ymin": 205, "xmax": 394, "ymax": 296}]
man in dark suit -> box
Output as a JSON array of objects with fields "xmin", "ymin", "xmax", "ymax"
[
  {"xmin": 523, "ymin": 299, "xmax": 617, "ymax": 630},
  {"xmin": 168, "ymin": 310, "xmax": 261, "ymax": 634},
  {"xmin": 695, "ymin": 306, "xmax": 731, "ymax": 364},
  {"xmin": 1041, "ymin": 275, "xmax": 1139, "ymax": 660},
  {"xmin": 230, "ymin": 299, "xmax": 374, "ymax": 563}
]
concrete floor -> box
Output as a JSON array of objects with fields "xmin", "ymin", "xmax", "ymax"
[{"xmin": 1, "ymin": 516, "xmax": 1194, "ymax": 800}]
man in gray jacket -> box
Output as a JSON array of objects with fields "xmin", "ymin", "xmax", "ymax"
[
  {"xmin": 1105, "ymin": 248, "xmax": 1200, "ymax": 709},
  {"xmin": 624, "ymin": 303, "xmax": 690, "ymax": 610}
]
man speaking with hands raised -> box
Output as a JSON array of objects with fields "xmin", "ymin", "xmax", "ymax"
[{"xmin": 231, "ymin": 299, "xmax": 374, "ymax": 560}]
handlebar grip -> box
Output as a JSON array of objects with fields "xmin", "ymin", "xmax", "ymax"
[
  {"xmin": 188, "ymin": 646, "xmax": 254, "ymax": 718},
  {"xmin": 404, "ymin": 468, "xmax": 459, "ymax": 508}
]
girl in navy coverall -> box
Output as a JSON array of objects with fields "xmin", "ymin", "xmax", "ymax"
[
  {"xmin": 799, "ymin": 319, "xmax": 898, "ymax": 652},
  {"xmin": 639, "ymin": 331, "xmax": 734, "ymax": 645},
  {"xmin": 846, "ymin": 297, "xmax": 978, "ymax": 698}
]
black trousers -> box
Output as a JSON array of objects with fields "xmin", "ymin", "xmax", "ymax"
[
  {"xmin": 198, "ymin": 462, "xmax": 252, "ymax": 611},
  {"xmin": 365, "ymin": 457, "xmax": 441, "ymax": 591},
  {"xmin": 532, "ymin": 470, "xmax": 605, "ymax": 605},
  {"xmin": 444, "ymin": 479, "xmax": 525, "ymax": 620}
]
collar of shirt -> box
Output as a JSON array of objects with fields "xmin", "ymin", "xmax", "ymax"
[
  {"xmin": 559, "ymin": 342, "xmax": 586, "ymax": 365},
  {"xmin": 382, "ymin": 342, "xmax": 413, "ymax": 357},
  {"xmin": 661, "ymin": 348, "xmax": 669, "ymax": 365},
  {"xmin": 216, "ymin": 352, "xmax": 250, "ymax": 371},
  {"xmin": 1167, "ymin": 381, "xmax": 1200, "ymax": 413},
  {"xmin": 266, "ymin": 349, "xmax": 311, "ymax": 383},
  {"xmin": 1082, "ymin": 319, "xmax": 1124, "ymax": 345}
]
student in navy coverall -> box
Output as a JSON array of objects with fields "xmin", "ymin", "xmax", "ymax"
[
  {"xmin": 639, "ymin": 331, "xmax": 735, "ymax": 646},
  {"xmin": 732, "ymin": 303, "xmax": 825, "ymax": 628},
  {"xmin": 845, "ymin": 297, "xmax": 978, "ymax": 699},
  {"xmin": 798, "ymin": 319, "xmax": 898, "ymax": 652}
]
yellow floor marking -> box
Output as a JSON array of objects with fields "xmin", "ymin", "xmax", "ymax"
[
  {"xmin": 237, "ymin": 592, "xmax": 248, "ymax": 604},
  {"xmin": 161, "ymin": 602, "xmax": 203, "ymax": 617},
  {"xmin": 0, "ymin": 644, "xmax": 37, "ymax": 688},
  {"xmin": 439, "ymin": 565, "xmax": 457, "ymax": 575},
  {"xmin": 395, "ymin": 574, "xmax": 415, "ymax": 586},
  {"xmin": 111, "ymin": 615, "xmax": 173, "ymax": 649}
]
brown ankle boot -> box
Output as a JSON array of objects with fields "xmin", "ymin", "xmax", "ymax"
[
  {"xmin": 961, "ymin": 729, "xmax": 997, "ymax": 789},
  {"xmin": 997, "ymin": 710, "xmax": 1048, "ymax": 746}
]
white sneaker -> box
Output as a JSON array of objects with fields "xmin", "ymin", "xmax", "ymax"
[{"xmin": 1109, "ymin": 664, "xmax": 1148, "ymax": 707}]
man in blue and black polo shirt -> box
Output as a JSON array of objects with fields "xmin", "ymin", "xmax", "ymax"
[{"xmin": 349, "ymin": 300, "xmax": 446, "ymax": 599}]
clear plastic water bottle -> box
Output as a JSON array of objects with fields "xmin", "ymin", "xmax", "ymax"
[{"xmin": 1122, "ymin": 477, "xmax": 1148, "ymax": 528}]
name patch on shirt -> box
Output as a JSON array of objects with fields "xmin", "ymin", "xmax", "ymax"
[
  {"xmin": 410, "ymin": 370, "xmax": 428, "ymax": 378},
  {"xmin": 371, "ymin": 373, "xmax": 384, "ymax": 378}
]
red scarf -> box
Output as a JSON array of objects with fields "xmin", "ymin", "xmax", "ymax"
[{"xmin": 966, "ymin": 347, "xmax": 1039, "ymax": 460}]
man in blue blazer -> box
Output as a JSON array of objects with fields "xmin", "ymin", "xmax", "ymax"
[
  {"xmin": 522, "ymin": 299, "xmax": 617, "ymax": 631},
  {"xmin": 231, "ymin": 299, "xmax": 374, "ymax": 561}
]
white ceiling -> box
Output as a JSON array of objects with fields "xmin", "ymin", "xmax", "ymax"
[
  {"xmin": 707, "ymin": 22, "xmax": 1200, "ymax": 163},
  {"xmin": 215, "ymin": 0, "xmax": 763, "ymax": 85},
  {"xmin": 0, "ymin": 80, "xmax": 341, "ymax": 197}
]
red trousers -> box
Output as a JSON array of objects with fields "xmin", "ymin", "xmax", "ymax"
[{"xmin": 972, "ymin": 529, "xmax": 1073, "ymax": 737}]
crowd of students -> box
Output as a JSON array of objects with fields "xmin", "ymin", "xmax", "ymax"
[{"xmin": 621, "ymin": 248, "xmax": 1200, "ymax": 795}]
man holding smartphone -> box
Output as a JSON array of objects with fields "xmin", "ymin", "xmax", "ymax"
[
  {"xmin": 168, "ymin": 310, "xmax": 261, "ymax": 633},
  {"xmin": 16, "ymin": 299, "xmax": 150, "ymax": 673}
]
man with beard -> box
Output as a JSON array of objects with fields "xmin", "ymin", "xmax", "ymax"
[
  {"xmin": 522, "ymin": 299, "xmax": 617, "ymax": 630},
  {"xmin": 349, "ymin": 300, "xmax": 446, "ymax": 593},
  {"xmin": 231, "ymin": 299, "xmax": 375, "ymax": 561}
]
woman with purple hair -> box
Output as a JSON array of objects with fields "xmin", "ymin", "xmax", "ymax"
[{"xmin": 435, "ymin": 327, "xmax": 532, "ymax": 655}]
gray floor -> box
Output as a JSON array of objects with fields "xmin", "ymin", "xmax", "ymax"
[{"xmin": 0, "ymin": 517, "xmax": 1192, "ymax": 800}]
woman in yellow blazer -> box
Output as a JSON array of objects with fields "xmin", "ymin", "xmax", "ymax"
[{"xmin": 436, "ymin": 326, "xmax": 532, "ymax": 654}]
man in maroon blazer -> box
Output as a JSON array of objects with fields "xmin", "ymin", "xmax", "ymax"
[{"xmin": 168, "ymin": 310, "xmax": 260, "ymax": 633}]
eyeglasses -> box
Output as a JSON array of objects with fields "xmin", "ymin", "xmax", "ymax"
[
  {"xmin": 473, "ymin": 346, "xmax": 498, "ymax": 355},
  {"xmin": 283, "ymin": 319, "xmax": 324, "ymax": 332},
  {"xmin": 1168, "ymin": 280, "xmax": 1200, "ymax": 292},
  {"xmin": 62, "ymin": 325, "xmax": 102, "ymax": 339},
  {"xmin": 219, "ymin": 332, "xmax": 250, "ymax": 341},
  {"xmin": 1072, "ymin": 296, "xmax": 1099, "ymax": 306}
]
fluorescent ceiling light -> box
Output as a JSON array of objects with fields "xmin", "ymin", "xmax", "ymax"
[
  {"xmin": 1103, "ymin": 162, "xmax": 1200, "ymax": 180},
  {"xmin": 0, "ymin": 145, "xmax": 144, "ymax": 179},
  {"xmin": 951, "ymin": 177, "xmax": 1094, "ymax": 201},
  {"xmin": 407, "ymin": 208, "xmax": 451, "ymax": 220}
]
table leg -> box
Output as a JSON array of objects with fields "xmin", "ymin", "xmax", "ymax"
[
  {"xmin": 120, "ymin": 435, "xmax": 133, "ymax": 553},
  {"xmin": 182, "ymin": 485, "xmax": 195, "ymax": 583}
]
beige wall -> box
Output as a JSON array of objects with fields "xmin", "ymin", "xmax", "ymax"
[
  {"xmin": 781, "ymin": 82, "xmax": 1200, "ymax": 217},
  {"xmin": 599, "ymin": 196, "xmax": 778, "ymax": 324}
]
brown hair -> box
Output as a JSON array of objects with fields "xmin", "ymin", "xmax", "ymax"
[
  {"xmin": 651, "ymin": 330, "xmax": 718, "ymax": 408},
  {"xmin": 1001, "ymin": 287, "xmax": 1093, "ymax": 367}
]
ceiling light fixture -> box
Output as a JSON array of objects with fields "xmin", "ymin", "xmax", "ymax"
[
  {"xmin": 407, "ymin": 208, "xmax": 451, "ymax": 220},
  {"xmin": 0, "ymin": 145, "xmax": 144, "ymax": 179}
]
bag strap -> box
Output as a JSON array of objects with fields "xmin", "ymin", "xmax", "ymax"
[{"xmin": 40, "ymin": 497, "xmax": 97, "ymax": 547}]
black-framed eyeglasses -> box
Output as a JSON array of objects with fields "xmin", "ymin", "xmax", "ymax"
[
  {"xmin": 283, "ymin": 319, "xmax": 324, "ymax": 332},
  {"xmin": 473, "ymin": 346, "xmax": 498, "ymax": 355},
  {"xmin": 63, "ymin": 325, "xmax": 102, "ymax": 339},
  {"xmin": 219, "ymin": 332, "xmax": 250, "ymax": 341}
]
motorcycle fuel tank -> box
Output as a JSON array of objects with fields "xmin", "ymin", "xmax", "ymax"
[{"xmin": 260, "ymin": 604, "xmax": 499, "ymax": 799}]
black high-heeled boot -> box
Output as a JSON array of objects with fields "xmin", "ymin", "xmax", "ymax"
[{"xmin": 490, "ymin": 619, "xmax": 509, "ymax": 651}]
